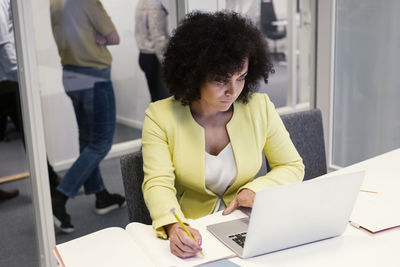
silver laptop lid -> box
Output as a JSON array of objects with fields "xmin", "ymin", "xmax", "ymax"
[{"xmin": 242, "ymin": 171, "xmax": 364, "ymax": 258}]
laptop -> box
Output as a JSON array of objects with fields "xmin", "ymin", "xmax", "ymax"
[{"xmin": 207, "ymin": 171, "xmax": 364, "ymax": 258}]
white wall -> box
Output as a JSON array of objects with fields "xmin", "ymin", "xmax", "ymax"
[
  {"xmin": 103, "ymin": 0, "xmax": 150, "ymax": 129},
  {"xmin": 32, "ymin": 0, "xmax": 151, "ymax": 170},
  {"xmin": 186, "ymin": 0, "xmax": 219, "ymax": 12},
  {"xmin": 274, "ymin": 0, "xmax": 287, "ymax": 20}
]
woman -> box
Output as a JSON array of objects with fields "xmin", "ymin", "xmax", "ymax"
[{"xmin": 142, "ymin": 11, "xmax": 304, "ymax": 258}]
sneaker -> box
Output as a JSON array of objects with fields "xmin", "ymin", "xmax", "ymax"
[
  {"xmin": 0, "ymin": 189, "xmax": 19, "ymax": 201},
  {"xmin": 52, "ymin": 196, "xmax": 75, "ymax": 234},
  {"xmin": 95, "ymin": 193, "xmax": 126, "ymax": 215},
  {"xmin": 53, "ymin": 215, "xmax": 75, "ymax": 234}
]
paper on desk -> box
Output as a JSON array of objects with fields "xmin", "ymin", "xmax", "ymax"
[
  {"xmin": 350, "ymin": 186, "xmax": 400, "ymax": 234},
  {"xmin": 55, "ymin": 227, "xmax": 155, "ymax": 267},
  {"xmin": 328, "ymin": 153, "xmax": 400, "ymax": 234}
]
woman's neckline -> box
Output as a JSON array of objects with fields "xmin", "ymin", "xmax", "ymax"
[{"xmin": 188, "ymin": 102, "xmax": 236, "ymax": 130}]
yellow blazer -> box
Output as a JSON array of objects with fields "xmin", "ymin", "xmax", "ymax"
[{"xmin": 142, "ymin": 93, "xmax": 304, "ymax": 238}]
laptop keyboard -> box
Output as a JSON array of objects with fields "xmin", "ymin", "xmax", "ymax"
[{"xmin": 228, "ymin": 232, "xmax": 247, "ymax": 248}]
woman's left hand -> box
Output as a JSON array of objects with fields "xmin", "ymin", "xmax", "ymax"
[{"xmin": 222, "ymin": 188, "xmax": 255, "ymax": 215}]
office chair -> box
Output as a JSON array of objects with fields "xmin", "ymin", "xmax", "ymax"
[
  {"xmin": 120, "ymin": 150, "xmax": 152, "ymax": 224},
  {"xmin": 267, "ymin": 109, "xmax": 327, "ymax": 181},
  {"xmin": 260, "ymin": 0, "xmax": 286, "ymax": 61}
]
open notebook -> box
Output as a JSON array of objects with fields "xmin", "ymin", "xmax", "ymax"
[{"xmin": 54, "ymin": 210, "xmax": 247, "ymax": 267}]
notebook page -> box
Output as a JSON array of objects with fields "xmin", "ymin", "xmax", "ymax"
[
  {"xmin": 55, "ymin": 227, "xmax": 154, "ymax": 267},
  {"xmin": 125, "ymin": 222, "xmax": 235, "ymax": 267}
]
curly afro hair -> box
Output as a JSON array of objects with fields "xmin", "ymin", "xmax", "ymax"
[{"xmin": 162, "ymin": 10, "xmax": 274, "ymax": 105}]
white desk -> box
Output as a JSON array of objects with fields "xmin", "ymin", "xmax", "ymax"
[
  {"xmin": 231, "ymin": 148, "xmax": 400, "ymax": 267},
  {"xmin": 55, "ymin": 149, "xmax": 400, "ymax": 267}
]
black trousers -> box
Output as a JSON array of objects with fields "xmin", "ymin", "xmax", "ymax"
[
  {"xmin": 0, "ymin": 80, "xmax": 59, "ymax": 187},
  {"xmin": 0, "ymin": 81, "xmax": 20, "ymax": 140},
  {"xmin": 138, "ymin": 52, "xmax": 169, "ymax": 102}
]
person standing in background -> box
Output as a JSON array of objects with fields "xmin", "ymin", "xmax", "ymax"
[
  {"xmin": 135, "ymin": 0, "xmax": 170, "ymax": 102},
  {"xmin": 50, "ymin": 0, "xmax": 125, "ymax": 233}
]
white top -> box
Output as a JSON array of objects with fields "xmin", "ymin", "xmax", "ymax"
[
  {"xmin": 205, "ymin": 143, "xmax": 237, "ymax": 213},
  {"xmin": 134, "ymin": 0, "xmax": 169, "ymax": 62}
]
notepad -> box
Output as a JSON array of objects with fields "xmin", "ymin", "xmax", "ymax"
[
  {"xmin": 349, "ymin": 188, "xmax": 400, "ymax": 234},
  {"xmin": 54, "ymin": 210, "xmax": 247, "ymax": 267},
  {"xmin": 329, "ymin": 153, "xmax": 400, "ymax": 235}
]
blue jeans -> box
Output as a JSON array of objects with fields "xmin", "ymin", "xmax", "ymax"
[{"xmin": 57, "ymin": 66, "xmax": 115, "ymax": 198}]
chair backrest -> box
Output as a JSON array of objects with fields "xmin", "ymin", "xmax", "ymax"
[
  {"xmin": 268, "ymin": 109, "xmax": 327, "ymax": 181},
  {"xmin": 260, "ymin": 0, "xmax": 278, "ymax": 33},
  {"xmin": 120, "ymin": 150, "xmax": 152, "ymax": 224}
]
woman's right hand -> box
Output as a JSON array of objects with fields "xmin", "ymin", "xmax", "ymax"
[{"xmin": 165, "ymin": 222, "xmax": 203, "ymax": 258}]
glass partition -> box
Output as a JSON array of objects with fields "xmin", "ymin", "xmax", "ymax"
[{"xmin": 332, "ymin": 0, "xmax": 400, "ymax": 166}]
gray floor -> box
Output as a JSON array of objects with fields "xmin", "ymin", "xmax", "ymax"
[{"xmin": 0, "ymin": 59, "xmax": 287, "ymax": 267}]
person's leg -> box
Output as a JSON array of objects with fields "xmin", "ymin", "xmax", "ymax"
[
  {"xmin": 7, "ymin": 81, "xmax": 23, "ymax": 135},
  {"xmin": 0, "ymin": 81, "xmax": 18, "ymax": 141},
  {"xmin": 139, "ymin": 52, "xmax": 161, "ymax": 102},
  {"xmin": 51, "ymin": 88, "xmax": 83, "ymax": 233},
  {"xmin": 0, "ymin": 114, "xmax": 6, "ymax": 141},
  {"xmin": 58, "ymin": 80, "xmax": 124, "ymax": 214},
  {"xmin": 48, "ymin": 161, "xmax": 61, "ymax": 189},
  {"xmin": 0, "ymin": 83, "xmax": 21, "ymax": 201},
  {"xmin": 0, "ymin": 82, "xmax": 61, "ymax": 204},
  {"xmin": 53, "ymin": 67, "xmax": 125, "ymax": 232},
  {"xmin": 57, "ymin": 75, "xmax": 114, "ymax": 198},
  {"xmin": 0, "ymin": 96, "xmax": 9, "ymax": 141},
  {"xmin": 0, "ymin": 82, "xmax": 9, "ymax": 140},
  {"xmin": 81, "ymin": 80, "xmax": 116, "ymax": 195},
  {"xmin": 52, "ymin": 68, "xmax": 94, "ymax": 233},
  {"xmin": 80, "ymin": 80, "xmax": 125, "ymax": 214},
  {"xmin": 2, "ymin": 81, "xmax": 61, "ymax": 191},
  {"xmin": 155, "ymin": 57, "xmax": 170, "ymax": 100}
]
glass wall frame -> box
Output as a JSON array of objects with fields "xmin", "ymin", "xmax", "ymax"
[{"xmin": 11, "ymin": 0, "xmax": 57, "ymax": 266}]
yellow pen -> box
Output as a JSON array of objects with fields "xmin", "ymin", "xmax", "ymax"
[{"xmin": 170, "ymin": 208, "xmax": 204, "ymax": 256}]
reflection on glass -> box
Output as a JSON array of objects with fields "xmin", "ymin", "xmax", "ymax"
[{"xmin": 0, "ymin": 0, "xmax": 39, "ymax": 265}]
